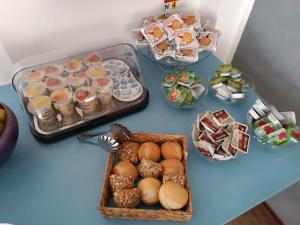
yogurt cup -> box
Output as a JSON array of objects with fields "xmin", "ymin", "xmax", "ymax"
[
  {"xmin": 44, "ymin": 64, "xmax": 64, "ymax": 77},
  {"xmin": 92, "ymin": 77, "xmax": 113, "ymax": 103},
  {"xmin": 74, "ymin": 86, "xmax": 97, "ymax": 115},
  {"xmin": 50, "ymin": 88, "xmax": 75, "ymax": 116},
  {"xmin": 64, "ymin": 59, "xmax": 83, "ymax": 73},
  {"xmin": 45, "ymin": 77, "xmax": 67, "ymax": 93},
  {"xmin": 65, "ymin": 71, "xmax": 88, "ymax": 90},
  {"xmin": 27, "ymin": 95, "xmax": 57, "ymax": 124},
  {"xmin": 25, "ymin": 70, "xmax": 45, "ymax": 82},
  {"xmin": 86, "ymin": 66, "xmax": 106, "ymax": 80},
  {"xmin": 84, "ymin": 53, "xmax": 102, "ymax": 67},
  {"xmin": 22, "ymin": 82, "xmax": 47, "ymax": 99}
]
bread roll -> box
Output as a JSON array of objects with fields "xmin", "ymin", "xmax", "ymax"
[
  {"xmin": 138, "ymin": 177, "xmax": 161, "ymax": 205},
  {"xmin": 112, "ymin": 161, "xmax": 138, "ymax": 180},
  {"xmin": 159, "ymin": 181, "xmax": 188, "ymax": 210},
  {"xmin": 138, "ymin": 142, "xmax": 161, "ymax": 162},
  {"xmin": 113, "ymin": 188, "xmax": 141, "ymax": 208},
  {"xmin": 161, "ymin": 141, "xmax": 183, "ymax": 160},
  {"xmin": 161, "ymin": 159, "xmax": 184, "ymax": 176}
]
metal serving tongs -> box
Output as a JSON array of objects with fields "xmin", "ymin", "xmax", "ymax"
[{"xmin": 77, "ymin": 123, "xmax": 131, "ymax": 152}]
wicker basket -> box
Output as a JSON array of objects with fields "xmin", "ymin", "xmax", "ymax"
[{"xmin": 98, "ymin": 132, "xmax": 192, "ymax": 221}]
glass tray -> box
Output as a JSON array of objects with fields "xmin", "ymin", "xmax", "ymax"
[{"xmin": 12, "ymin": 44, "xmax": 149, "ymax": 142}]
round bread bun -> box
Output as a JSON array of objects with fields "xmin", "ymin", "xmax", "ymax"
[
  {"xmin": 161, "ymin": 142, "xmax": 183, "ymax": 160},
  {"xmin": 138, "ymin": 142, "xmax": 161, "ymax": 162},
  {"xmin": 112, "ymin": 161, "xmax": 138, "ymax": 180},
  {"xmin": 159, "ymin": 181, "xmax": 188, "ymax": 210},
  {"xmin": 138, "ymin": 177, "xmax": 161, "ymax": 205},
  {"xmin": 161, "ymin": 159, "xmax": 184, "ymax": 176}
]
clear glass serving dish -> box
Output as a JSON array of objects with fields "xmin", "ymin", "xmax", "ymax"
[
  {"xmin": 207, "ymin": 72, "xmax": 255, "ymax": 104},
  {"xmin": 12, "ymin": 44, "xmax": 149, "ymax": 142}
]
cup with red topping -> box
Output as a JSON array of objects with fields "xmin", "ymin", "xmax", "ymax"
[
  {"xmin": 27, "ymin": 95, "xmax": 57, "ymax": 126},
  {"xmin": 44, "ymin": 64, "xmax": 64, "ymax": 77},
  {"xmin": 50, "ymin": 88, "xmax": 75, "ymax": 116},
  {"xmin": 92, "ymin": 77, "xmax": 113, "ymax": 103},
  {"xmin": 66, "ymin": 71, "xmax": 88, "ymax": 90},
  {"xmin": 24, "ymin": 70, "xmax": 45, "ymax": 83},
  {"xmin": 74, "ymin": 86, "xmax": 97, "ymax": 115},
  {"xmin": 64, "ymin": 59, "xmax": 83, "ymax": 73},
  {"xmin": 45, "ymin": 77, "xmax": 67, "ymax": 93},
  {"xmin": 84, "ymin": 53, "xmax": 102, "ymax": 67}
]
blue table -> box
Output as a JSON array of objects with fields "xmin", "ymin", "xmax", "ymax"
[{"xmin": 1, "ymin": 53, "xmax": 300, "ymax": 225}]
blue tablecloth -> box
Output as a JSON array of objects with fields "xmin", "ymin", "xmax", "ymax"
[{"xmin": 0, "ymin": 53, "xmax": 299, "ymax": 225}]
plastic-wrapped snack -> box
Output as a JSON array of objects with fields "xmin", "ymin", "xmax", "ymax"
[
  {"xmin": 44, "ymin": 64, "xmax": 64, "ymax": 77},
  {"xmin": 287, "ymin": 125, "xmax": 300, "ymax": 142},
  {"xmin": 156, "ymin": 14, "xmax": 170, "ymax": 22},
  {"xmin": 162, "ymin": 74, "xmax": 177, "ymax": 87},
  {"xmin": 177, "ymin": 72, "xmax": 197, "ymax": 87},
  {"xmin": 267, "ymin": 128, "xmax": 290, "ymax": 145},
  {"xmin": 167, "ymin": 87, "xmax": 186, "ymax": 105},
  {"xmin": 151, "ymin": 40, "xmax": 174, "ymax": 60},
  {"xmin": 142, "ymin": 16, "xmax": 156, "ymax": 26},
  {"xmin": 199, "ymin": 16, "xmax": 210, "ymax": 30},
  {"xmin": 215, "ymin": 64, "xmax": 232, "ymax": 77},
  {"xmin": 162, "ymin": 13, "xmax": 184, "ymax": 40},
  {"xmin": 141, "ymin": 22, "xmax": 168, "ymax": 47},
  {"xmin": 254, "ymin": 123, "xmax": 278, "ymax": 141},
  {"xmin": 180, "ymin": 13, "xmax": 201, "ymax": 29},
  {"xmin": 174, "ymin": 48, "xmax": 199, "ymax": 62},
  {"xmin": 65, "ymin": 71, "xmax": 88, "ymax": 91},
  {"xmin": 132, "ymin": 29, "xmax": 149, "ymax": 47},
  {"xmin": 86, "ymin": 66, "xmax": 106, "ymax": 80},
  {"xmin": 174, "ymin": 27, "xmax": 199, "ymax": 49},
  {"xmin": 198, "ymin": 28, "xmax": 220, "ymax": 51},
  {"xmin": 253, "ymin": 116, "xmax": 271, "ymax": 128}
]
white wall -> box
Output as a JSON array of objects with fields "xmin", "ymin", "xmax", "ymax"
[{"xmin": 0, "ymin": 0, "xmax": 254, "ymax": 85}]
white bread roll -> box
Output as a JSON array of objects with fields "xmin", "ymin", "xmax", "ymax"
[
  {"xmin": 138, "ymin": 177, "xmax": 161, "ymax": 205},
  {"xmin": 138, "ymin": 142, "xmax": 161, "ymax": 162},
  {"xmin": 161, "ymin": 141, "xmax": 183, "ymax": 160},
  {"xmin": 159, "ymin": 181, "xmax": 188, "ymax": 210}
]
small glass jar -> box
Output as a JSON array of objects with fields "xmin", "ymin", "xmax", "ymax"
[
  {"xmin": 22, "ymin": 82, "xmax": 47, "ymax": 100},
  {"xmin": 84, "ymin": 53, "xmax": 102, "ymax": 67},
  {"xmin": 65, "ymin": 71, "xmax": 88, "ymax": 91},
  {"xmin": 45, "ymin": 77, "xmax": 67, "ymax": 93},
  {"xmin": 50, "ymin": 88, "xmax": 75, "ymax": 116},
  {"xmin": 92, "ymin": 77, "xmax": 113, "ymax": 103},
  {"xmin": 24, "ymin": 70, "xmax": 45, "ymax": 83},
  {"xmin": 27, "ymin": 95, "xmax": 58, "ymax": 128},
  {"xmin": 44, "ymin": 64, "xmax": 64, "ymax": 77},
  {"xmin": 74, "ymin": 86, "xmax": 97, "ymax": 115},
  {"xmin": 64, "ymin": 59, "xmax": 83, "ymax": 73},
  {"xmin": 86, "ymin": 66, "xmax": 106, "ymax": 80}
]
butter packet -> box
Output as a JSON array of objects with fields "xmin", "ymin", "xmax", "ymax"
[
  {"xmin": 141, "ymin": 22, "xmax": 168, "ymax": 47},
  {"xmin": 174, "ymin": 27, "xmax": 199, "ymax": 49},
  {"xmin": 151, "ymin": 40, "xmax": 174, "ymax": 60}
]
